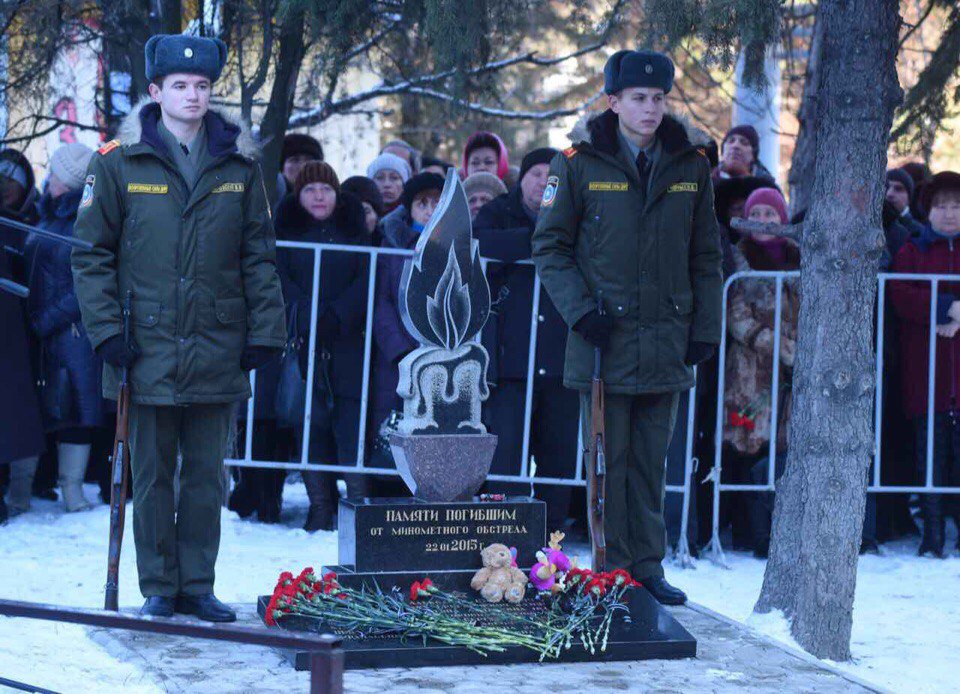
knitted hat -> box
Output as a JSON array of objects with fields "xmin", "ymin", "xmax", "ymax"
[
  {"xmin": 401, "ymin": 172, "xmax": 445, "ymax": 212},
  {"xmin": 463, "ymin": 172, "xmax": 507, "ymax": 201},
  {"xmin": 462, "ymin": 131, "xmax": 510, "ymax": 180},
  {"xmin": 921, "ymin": 171, "xmax": 960, "ymax": 212},
  {"xmin": 744, "ymin": 187, "xmax": 788, "ymax": 224},
  {"xmin": 295, "ymin": 161, "xmax": 340, "ymax": 198},
  {"xmin": 603, "ymin": 50, "xmax": 675, "ymax": 95},
  {"xmin": 282, "ymin": 133, "xmax": 323, "ymax": 165},
  {"xmin": 366, "ymin": 152, "xmax": 412, "ymax": 183},
  {"xmin": 381, "ymin": 139, "xmax": 422, "ymax": 174},
  {"xmin": 518, "ymin": 147, "xmax": 559, "ymax": 185},
  {"xmin": 49, "ymin": 142, "xmax": 94, "ymax": 190},
  {"xmin": 723, "ymin": 125, "xmax": 760, "ymax": 159},
  {"xmin": 145, "ymin": 34, "xmax": 228, "ymax": 83},
  {"xmin": 885, "ymin": 168, "xmax": 915, "ymax": 201},
  {"xmin": 342, "ymin": 175, "xmax": 385, "ymax": 217}
]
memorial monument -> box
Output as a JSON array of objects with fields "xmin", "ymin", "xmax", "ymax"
[{"xmin": 259, "ymin": 171, "xmax": 696, "ymax": 669}]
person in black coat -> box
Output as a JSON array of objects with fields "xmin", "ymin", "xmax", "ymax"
[
  {"xmin": 20, "ymin": 144, "xmax": 100, "ymax": 513},
  {"xmin": 276, "ymin": 161, "xmax": 371, "ymax": 531},
  {"xmin": 473, "ymin": 147, "xmax": 579, "ymax": 532}
]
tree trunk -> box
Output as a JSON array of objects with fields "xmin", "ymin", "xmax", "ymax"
[
  {"xmin": 786, "ymin": 9, "xmax": 823, "ymax": 216},
  {"xmin": 753, "ymin": 0, "xmax": 902, "ymax": 661},
  {"xmin": 159, "ymin": 0, "xmax": 182, "ymax": 35},
  {"xmin": 259, "ymin": 9, "xmax": 305, "ymax": 202}
]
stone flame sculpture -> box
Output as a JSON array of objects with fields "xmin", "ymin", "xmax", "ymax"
[{"xmin": 390, "ymin": 170, "xmax": 498, "ymax": 500}]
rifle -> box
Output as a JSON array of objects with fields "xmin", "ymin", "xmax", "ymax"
[
  {"xmin": 588, "ymin": 292, "xmax": 607, "ymax": 573},
  {"xmin": 104, "ymin": 291, "xmax": 133, "ymax": 611}
]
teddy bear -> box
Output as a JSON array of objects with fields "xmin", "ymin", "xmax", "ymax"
[{"xmin": 470, "ymin": 543, "xmax": 528, "ymax": 604}]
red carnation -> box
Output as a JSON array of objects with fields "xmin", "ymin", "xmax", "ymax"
[
  {"xmin": 410, "ymin": 581, "xmax": 422, "ymax": 602},
  {"xmin": 584, "ymin": 578, "xmax": 607, "ymax": 597},
  {"xmin": 421, "ymin": 577, "xmax": 436, "ymax": 593},
  {"xmin": 610, "ymin": 568, "xmax": 632, "ymax": 586},
  {"xmin": 322, "ymin": 571, "xmax": 337, "ymax": 583}
]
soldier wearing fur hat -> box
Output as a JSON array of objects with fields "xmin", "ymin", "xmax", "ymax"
[
  {"xmin": 71, "ymin": 34, "xmax": 286, "ymax": 621},
  {"xmin": 532, "ymin": 49, "xmax": 722, "ymax": 604}
]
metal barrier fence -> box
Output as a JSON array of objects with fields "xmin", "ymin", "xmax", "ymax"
[
  {"xmin": 224, "ymin": 242, "xmax": 698, "ymax": 560},
  {"xmin": 227, "ymin": 246, "xmax": 960, "ymax": 566},
  {"xmin": 704, "ymin": 270, "xmax": 960, "ymax": 562}
]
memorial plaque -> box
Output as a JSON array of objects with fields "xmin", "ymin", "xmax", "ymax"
[{"xmin": 338, "ymin": 497, "xmax": 546, "ymax": 573}]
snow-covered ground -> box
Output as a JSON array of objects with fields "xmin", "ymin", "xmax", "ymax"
[{"xmin": 0, "ymin": 481, "xmax": 957, "ymax": 692}]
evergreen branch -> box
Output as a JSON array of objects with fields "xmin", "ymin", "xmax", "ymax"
[
  {"xmin": 890, "ymin": 7, "xmax": 960, "ymax": 144},
  {"xmin": 898, "ymin": 1, "xmax": 936, "ymax": 49}
]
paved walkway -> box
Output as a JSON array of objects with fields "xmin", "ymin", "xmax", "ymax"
[{"xmin": 87, "ymin": 602, "xmax": 882, "ymax": 693}]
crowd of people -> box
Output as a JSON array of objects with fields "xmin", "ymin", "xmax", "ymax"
[{"xmin": 1, "ymin": 119, "xmax": 959, "ymax": 559}]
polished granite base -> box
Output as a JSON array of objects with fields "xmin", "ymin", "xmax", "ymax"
[{"xmin": 258, "ymin": 568, "xmax": 696, "ymax": 670}]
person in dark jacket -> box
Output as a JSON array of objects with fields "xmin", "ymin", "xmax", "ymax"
[
  {"xmin": 341, "ymin": 175, "xmax": 385, "ymax": 238},
  {"xmin": 890, "ymin": 171, "xmax": 960, "ymax": 557},
  {"xmin": 711, "ymin": 125, "xmax": 775, "ymax": 183},
  {"xmin": 1, "ymin": 148, "xmax": 45, "ymax": 521},
  {"xmin": 474, "ymin": 146, "xmax": 580, "ymax": 531},
  {"xmin": 276, "ymin": 161, "xmax": 371, "ymax": 531},
  {"xmin": 369, "ymin": 173, "xmax": 444, "ymax": 494},
  {"xmin": 23, "ymin": 143, "xmax": 102, "ymax": 512},
  {"xmin": 274, "ymin": 133, "xmax": 323, "ymax": 206},
  {"xmin": 885, "ymin": 168, "xmax": 924, "ymax": 239}
]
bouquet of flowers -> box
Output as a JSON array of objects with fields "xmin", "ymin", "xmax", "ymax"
[{"xmin": 264, "ymin": 534, "xmax": 641, "ymax": 660}]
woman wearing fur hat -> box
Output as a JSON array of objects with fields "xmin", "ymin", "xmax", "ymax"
[
  {"xmin": 462, "ymin": 171, "xmax": 507, "ymax": 220},
  {"xmin": 274, "ymin": 162, "xmax": 371, "ymax": 531},
  {"xmin": 721, "ymin": 187, "xmax": 799, "ymax": 557},
  {"xmin": 19, "ymin": 143, "xmax": 102, "ymax": 515},
  {"xmin": 366, "ymin": 152, "xmax": 412, "ymax": 214}
]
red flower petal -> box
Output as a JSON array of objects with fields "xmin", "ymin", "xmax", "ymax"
[{"xmin": 410, "ymin": 581, "xmax": 421, "ymax": 602}]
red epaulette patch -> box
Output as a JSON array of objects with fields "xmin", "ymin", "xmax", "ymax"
[
  {"xmin": 98, "ymin": 139, "xmax": 120, "ymax": 156},
  {"xmin": 563, "ymin": 146, "xmax": 578, "ymax": 159}
]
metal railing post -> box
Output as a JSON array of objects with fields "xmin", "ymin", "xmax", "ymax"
[
  {"xmin": 674, "ymin": 366, "xmax": 698, "ymax": 568},
  {"xmin": 767, "ymin": 276, "xmax": 784, "ymax": 489},
  {"xmin": 519, "ymin": 273, "xmax": 543, "ymax": 478},
  {"xmin": 300, "ymin": 249, "xmax": 323, "ymax": 465},
  {"xmin": 353, "ymin": 251, "xmax": 379, "ymax": 467}
]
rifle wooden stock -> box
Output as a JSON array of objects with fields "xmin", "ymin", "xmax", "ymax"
[
  {"xmin": 588, "ymin": 374, "xmax": 607, "ymax": 573},
  {"xmin": 105, "ymin": 292, "xmax": 133, "ymax": 611}
]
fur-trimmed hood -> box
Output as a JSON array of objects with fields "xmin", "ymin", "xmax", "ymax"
[
  {"xmin": 568, "ymin": 109, "xmax": 711, "ymax": 158},
  {"xmin": 117, "ymin": 96, "xmax": 259, "ymax": 160}
]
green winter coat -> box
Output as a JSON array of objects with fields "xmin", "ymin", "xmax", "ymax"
[
  {"xmin": 71, "ymin": 99, "xmax": 286, "ymax": 405},
  {"xmin": 532, "ymin": 110, "xmax": 722, "ymax": 394}
]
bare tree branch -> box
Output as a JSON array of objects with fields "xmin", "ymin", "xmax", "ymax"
[
  {"xmin": 731, "ymin": 217, "xmax": 803, "ymax": 241},
  {"xmin": 289, "ymin": 43, "xmax": 607, "ymax": 128}
]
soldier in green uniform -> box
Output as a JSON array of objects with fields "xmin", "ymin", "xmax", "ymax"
[
  {"xmin": 72, "ymin": 35, "xmax": 286, "ymax": 620},
  {"xmin": 532, "ymin": 50, "xmax": 722, "ymax": 604}
]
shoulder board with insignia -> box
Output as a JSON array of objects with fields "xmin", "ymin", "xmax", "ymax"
[
  {"xmin": 98, "ymin": 139, "xmax": 121, "ymax": 156},
  {"xmin": 696, "ymin": 147, "xmax": 708, "ymax": 158},
  {"xmin": 562, "ymin": 146, "xmax": 578, "ymax": 159}
]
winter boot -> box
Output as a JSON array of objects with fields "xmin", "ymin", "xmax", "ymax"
[
  {"xmin": 228, "ymin": 469, "xmax": 258, "ymax": 519},
  {"xmin": 303, "ymin": 471, "xmax": 336, "ymax": 532},
  {"xmin": 917, "ymin": 495, "xmax": 945, "ymax": 558},
  {"xmin": 257, "ymin": 470, "xmax": 286, "ymax": 524},
  {"xmin": 58, "ymin": 443, "xmax": 93, "ymax": 512},
  {"xmin": 6, "ymin": 456, "xmax": 38, "ymax": 515}
]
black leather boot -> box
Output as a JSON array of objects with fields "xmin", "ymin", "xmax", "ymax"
[
  {"xmin": 918, "ymin": 496, "xmax": 945, "ymax": 558},
  {"xmin": 139, "ymin": 596, "xmax": 175, "ymax": 617},
  {"xmin": 639, "ymin": 576, "xmax": 687, "ymax": 605},
  {"xmin": 175, "ymin": 593, "xmax": 237, "ymax": 622}
]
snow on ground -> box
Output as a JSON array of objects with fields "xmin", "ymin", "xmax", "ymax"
[{"xmin": 1, "ymin": 481, "xmax": 958, "ymax": 692}]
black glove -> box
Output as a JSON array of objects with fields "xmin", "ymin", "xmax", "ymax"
[
  {"xmin": 96, "ymin": 334, "xmax": 140, "ymax": 368},
  {"xmin": 241, "ymin": 345, "xmax": 281, "ymax": 371},
  {"xmin": 314, "ymin": 308, "xmax": 341, "ymax": 342},
  {"xmin": 573, "ymin": 310, "xmax": 615, "ymax": 349},
  {"xmin": 685, "ymin": 341, "xmax": 716, "ymax": 366}
]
